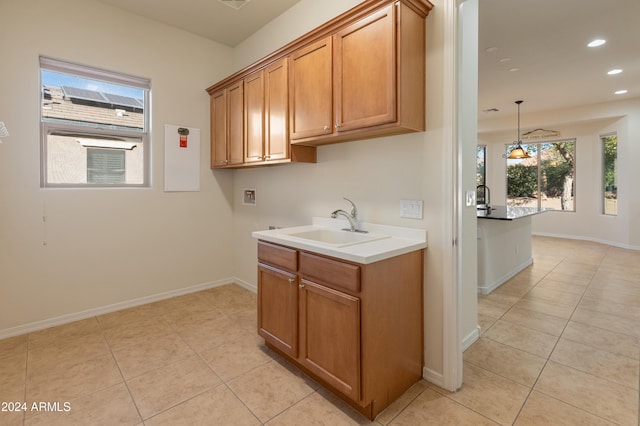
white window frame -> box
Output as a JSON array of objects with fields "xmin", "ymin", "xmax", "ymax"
[{"xmin": 39, "ymin": 56, "xmax": 151, "ymax": 188}]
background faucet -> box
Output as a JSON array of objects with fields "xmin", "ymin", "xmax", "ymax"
[
  {"xmin": 331, "ymin": 197, "xmax": 366, "ymax": 232},
  {"xmin": 476, "ymin": 184, "xmax": 491, "ymax": 209}
]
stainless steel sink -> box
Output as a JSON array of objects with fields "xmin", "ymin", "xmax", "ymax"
[{"xmin": 284, "ymin": 228, "xmax": 390, "ymax": 247}]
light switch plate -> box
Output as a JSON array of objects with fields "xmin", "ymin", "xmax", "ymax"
[
  {"xmin": 466, "ymin": 190, "xmax": 476, "ymax": 207},
  {"xmin": 400, "ymin": 199, "xmax": 423, "ymax": 219}
]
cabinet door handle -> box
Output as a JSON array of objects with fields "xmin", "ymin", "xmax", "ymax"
[
  {"xmin": 334, "ymin": 123, "xmax": 341, "ymax": 130},
  {"xmin": 288, "ymin": 278, "xmax": 295, "ymax": 284},
  {"xmin": 298, "ymin": 283, "xmax": 305, "ymax": 289},
  {"xmin": 323, "ymin": 125, "xmax": 329, "ymax": 131}
]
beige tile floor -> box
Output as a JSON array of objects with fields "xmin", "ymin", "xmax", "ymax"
[{"xmin": 1, "ymin": 236, "xmax": 639, "ymax": 425}]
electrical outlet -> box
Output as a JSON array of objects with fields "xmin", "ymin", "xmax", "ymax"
[{"xmin": 400, "ymin": 199, "xmax": 423, "ymax": 219}]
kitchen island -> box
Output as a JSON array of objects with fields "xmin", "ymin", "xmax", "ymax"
[{"xmin": 477, "ymin": 206, "xmax": 547, "ymax": 294}]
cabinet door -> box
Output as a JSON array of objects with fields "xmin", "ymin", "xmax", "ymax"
[
  {"xmin": 210, "ymin": 89, "xmax": 227, "ymax": 168},
  {"xmin": 258, "ymin": 263, "xmax": 298, "ymax": 357},
  {"xmin": 289, "ymin": 37, "xmax": 333, "ymax": 140},
  {"xmin": 334, "ymin": 4, "xmax": 396, "ymax": 132},
  {"xmin": 300, "ymin": 279, "xmax": 361, "ymax": 401},
  {"xmin": 227, "ymin": 81, "xmax": 245, "ymax": 166},
  {"xmin": 264, "ymin": 58, "xmax": 289, "ymax": 161},
  {"xmin": 244, "ymin": 70, "xmax": 265, "ymax": 163}
]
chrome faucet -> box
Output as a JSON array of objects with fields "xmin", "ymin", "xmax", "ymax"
[
  {"xmin": 331, "ymin": 198, "xmax": 366, "ymax": 233},
  {"xmin": 476, "ymin": 184, "xmax": 491, "ymax": 210}
]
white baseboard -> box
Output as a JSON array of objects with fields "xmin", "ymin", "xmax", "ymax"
[
  {"xmin": 462, "ymin": 325, "xmax": 481, "ymax": 351},
  {"xmin": 423, "ymin": 325, "xmax": 478, "ymax": 391},
  {"xmin": 0, "ymin": 277, "xmax": 247, "ymax": 340},
  {"xmin": 533, "ymin": 232, "xmax": 640, "ymax": 251},
  {"xmin": 422, "ymin": 366, "xmax": 444, "ymax": 389},
  {"xmin": 232, "ymin": 277, "xmax": 257, "ymax": 293},
  {"xmin": 477, "ymin": 258, "xmax": 533, "ymax": 295}
]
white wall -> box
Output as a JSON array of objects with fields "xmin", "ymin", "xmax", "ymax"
[
  {"xmin": 0, "ymin": 0, "xmax": 236, "ymax": 335},
  {"xmin": 0, "ymin": 0, "xmax": 462, "ymax": 386},
  {"xmin": 229, "ymin": 0, "xmax": 456, "ymax": 384},
  {"xmin": 479, "ymin": 97, "xmax": 640, "ymax": 249}
]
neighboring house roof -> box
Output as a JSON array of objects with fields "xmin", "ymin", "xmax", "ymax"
[{"xmin": 42, "ymin": 86, "xmax": 144, "ymax": 130}]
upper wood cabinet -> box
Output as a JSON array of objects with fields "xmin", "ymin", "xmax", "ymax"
[
  {"xmin": 290, "ymin": 2, "xmax": 426, "ymax": 145},
  {"xmin": 333, "ymin": 5, "xmax": 396, "ymax": 133},
  {"xmin": 211, "ymin": 58, "xmax": 316, "ymax": 169},
  {"xmin": 210, "ymin": 82, "xmax": 244, "ymax": 168},
  {"xmin": 264, "ymin": 58, "xmax": 290, "ymax": 162},
  {"xmin": 210, "ymin": 89, "xmax": 227, "ymax": 168},
  {"xmin": 244, "ymin": 69, "xmax": 264, "ymax": 164},
  {"xmin": 289, "ymin": 37, "xmax": 333, "ymax": 140},
  {"xmin": 207, "ymin": 0, "xmax": 433, "ymax": 167}
]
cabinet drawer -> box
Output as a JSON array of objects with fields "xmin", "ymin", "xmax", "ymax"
[
  {"xmin": 300, "ymin": 252, "xmax": 360, "ymax": 293},
  {"xmin": 258, "ymin": 241, "xmax": 298, "ymax": 272}
]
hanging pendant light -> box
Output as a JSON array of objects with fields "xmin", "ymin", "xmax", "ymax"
[{"xmin": 506, "ymin": 100, "xmax": 531, "ymax": 159}]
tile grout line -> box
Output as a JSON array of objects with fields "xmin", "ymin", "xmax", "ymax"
[
  {"xmin": 178, "ymin": 329, "xmax": 266, "ymax": 425},
  {"xmin": 468, "ymin": 253, "xmax": 564, "ymax": 423},
  {"xmin": 513, "ymin": 243, "xmax": 636, "ymax": 425},
  {"xmin": 377, "ymin": 383, "xmax": 430, "ymax": 425},
  {"xmin": 99, "ymin": 314, "xmax": 145, "ymax": 425},
  {"xmin": 480, "ymin": 246, "xmax": 603, "ymax": 424},
  {"xmin": 157, "ymin": 285, "xmax": 266, "ymax": 425},
  {"xmin": 21, "ymin": 334, "xmax": 31, "ymax": 426}
]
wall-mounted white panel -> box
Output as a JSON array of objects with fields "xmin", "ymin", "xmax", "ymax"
[{"xmin": 164, "ymin": 124, "xmax": 200, "ymax": 191}]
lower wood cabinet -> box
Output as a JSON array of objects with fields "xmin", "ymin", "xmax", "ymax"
[
  {"xmin": 257, "ymin": 263, "xmax": 298, "ymax": 357},
  {"xmin": 256, "ymin": 240, "xmax": 423, "ymax": 420},
  {"xmin": 300, "ymin": 279, "xmax": 361, "ymax": 401}
]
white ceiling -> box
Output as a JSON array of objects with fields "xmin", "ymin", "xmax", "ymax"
[
  {"xmin": 479, "ymin": 0, "xmax": 640, "ymax": 121},
  {"xmin": 96, "ymin": 0, "xmax": 640, "ymax": 121},
  {"xmin": 96, "ymin": 0, "xmax": 301, "ymax": 47}
]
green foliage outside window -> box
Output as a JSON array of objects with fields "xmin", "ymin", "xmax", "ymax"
[
  {"xmin": 603, "ymin": 135, "xmax": 617, "ymax": 192},
  {"xmin": 507, "ymin": 164, "xmax": 537, "ymax": 197},
  {"xmin": 602, "ymin": 134, "xmax": 617, "ymax": 215},
  {"xmin": 507, "ymin": 140, "xmax": 575, "ymax": 211}
]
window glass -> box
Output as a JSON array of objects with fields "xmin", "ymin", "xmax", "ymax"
[
  {"xmin": 602, "ymin": 134, "xmax": 617, "ymax": 215},
  {"xmin": 506, "ymin": 143, "xmax": 537, "ymax": 207},
  {"xmin": 40, "ymin": 57, "xmax": 150, "ymax": 187},
  {"xmin": 87, "ymin": 148, "xmax": 126, "ymax": 184},
  {"xmin": 506, "ymin": 140, "xmax": 575, "ymax": 211},
  {"xmin": 476, "ymin": 145, "xmax": 487, "ymax": 204}
]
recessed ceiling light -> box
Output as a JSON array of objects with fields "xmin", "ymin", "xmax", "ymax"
[
  {"xmin": 509, "ymin": 68, "xmax": 519, "ymax": 72},
  {"xmin": 485, "ymin": 47, "xmax": 498, "ymax": 53},
  {"xmin": 587, "ymin": 39, "xmax": 606, "ymax": 47},
  {"xmin": 607, "ymin": 69, "xmax": 623, "ymax": 75},
  {"xmin": 614, "ymin": 90, "xmax": 628, "ymax": 95},
  {"xmin": 499, "ymin": 57, "xmax": 511, "ymax": 63}
]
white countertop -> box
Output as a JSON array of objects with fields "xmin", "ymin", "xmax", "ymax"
[{"xmin": 252, "ymin": 217, "xmax": 427, "ymax": 264}]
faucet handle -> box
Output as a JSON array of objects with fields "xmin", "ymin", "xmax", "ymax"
[{"xmin": 343, "ymin": 197, "xmax": 358, "ymax": 218}]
